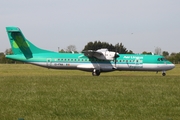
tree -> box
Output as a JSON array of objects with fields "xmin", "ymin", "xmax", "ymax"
[
  {"xmin": 142, "ymin": 51, "xmax": 152, "ymax": 55},
  {"xmin": 66, "ymin": 45, "xmax": 78, "ymax": 53},
  {"xmin": 114, "ymin": 43, "xmax": 128, "ymax": 54},
  {"xmin": 170, "ymin": 52, "xmax": 176, "ymax": 56},
  {"xmin": 5, "ymin": 48, "xmax": 13, "ymax": 55},
  {"xmin": 162, "ymin": 51, "xmax": 169, "ymax": 57},
  {"xmin": 59, "ymin": 49, "xmax": 66, "ymax": 53},
  {"xmin": 0, "ymin": 52, "xmax": 6, "ymax": 63},
  {"xmin": 154, "ymin": 47, "xmax": 162, "ymax": 55},
  {"xmin": 82, "ymin": 41, "xmax": 131, "ymax": 54},
  {"xmin": 126, "ymin": 50, "xmax": 134, "ymax": 54},
  {"xmin": 83, "ymin": 41, "xmax": 111, "ymax": 51},
  {"xmin": 66, "ymin": 45, "xmax": 77, "ymax": 52},
  {"xmin": 166, "ymin": 52, "xmax": 180, "ymax": 64},
  {"xmin": 3, "ymin": 48, "xmax": 15, "ymax": 63},
  {"xmin": 175, "ymin": 52, "xmax": 180, "ymax": 64}
]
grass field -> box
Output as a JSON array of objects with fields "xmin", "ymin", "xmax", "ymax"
[{"xmin": 0, "ymin": 64, "xmax": 180, "ymax": 120}]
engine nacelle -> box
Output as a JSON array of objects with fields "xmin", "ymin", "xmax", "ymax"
[{"xmin": 96, "ymin": 49, "xmax": 118, "ymax": 60}]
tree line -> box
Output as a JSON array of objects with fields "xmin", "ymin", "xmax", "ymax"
[{"xmin": 0, "ymin": 41, "xmax": 180, "ymax": 64}]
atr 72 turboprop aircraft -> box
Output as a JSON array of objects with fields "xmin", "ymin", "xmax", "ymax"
[{"xmin": 5, "ymin": 26, "xmax": 175, "ymax": 76}]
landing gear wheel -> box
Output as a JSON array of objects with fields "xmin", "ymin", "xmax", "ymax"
[
  {"xmin": 92, "ymin": 72, "xmax": 96, "ymax": 76},
  {"xmin": 162, "ymin": 73, "xmax": 166, "ymax": 76},
  {"xmin": 96, "ymin": 70, "xmax": 100, "ymax": 76},
  {"xmin": 92, "ymin": 70, "xmax": 101, "ymax": 76}
]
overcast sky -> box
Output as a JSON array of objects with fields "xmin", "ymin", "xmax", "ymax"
[{"xmin": 1, "ymin": 0, "xmax": 180, "ymax": 53}]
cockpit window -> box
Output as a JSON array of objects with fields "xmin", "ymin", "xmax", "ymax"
[{"xmin": 157, "ymin": 58, "xmax": 167, "ymax": 61}]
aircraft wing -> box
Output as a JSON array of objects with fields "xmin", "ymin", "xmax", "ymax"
[
  {"xmin": 83, "ymin": 49, "xmax": 118, "ymax": 61},
  {"xmin": 83, "ymin": 50, "xmax": 103, "ymax": 58}
]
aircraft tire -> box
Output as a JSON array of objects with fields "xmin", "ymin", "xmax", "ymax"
[
  {"xmin": 96, "ymin": 70, "xmax": 100, "ymax": 76},
  {"xmin": 162, "ymin": 73, "xmax": 166, "ymax": 76},
  {"xmin": 92, "ymin": 69, "xmax": 101, "ymax": 76}
]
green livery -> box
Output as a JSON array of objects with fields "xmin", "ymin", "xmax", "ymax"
[{"xmin": 6, "ymin": 26, "xmax": 175, "ymax": 76}]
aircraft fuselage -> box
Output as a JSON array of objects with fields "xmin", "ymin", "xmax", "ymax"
[{"xmin": 6, "ymin": 52, "xmax": 175, "ymax": 74}]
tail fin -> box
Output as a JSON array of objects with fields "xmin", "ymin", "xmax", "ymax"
[{"xmin": 6, "ymin": 26, "xmax": 54, "ymax": 59}]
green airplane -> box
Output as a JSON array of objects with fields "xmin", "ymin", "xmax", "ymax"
[{"xmin": 6, "ymin": 26, "xmax": 175, "ymax": 76}]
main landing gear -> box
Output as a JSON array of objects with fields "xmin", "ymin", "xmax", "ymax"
[{"xmin": 92, "ymin": 69, "xmax": 101, "ymax": 76}]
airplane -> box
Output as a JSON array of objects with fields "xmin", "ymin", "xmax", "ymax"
[{"xmin": 5, "ymin": 26, "xmax": 175, "ymax": 76}]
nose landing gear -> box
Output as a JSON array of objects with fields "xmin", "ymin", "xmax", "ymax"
[
  {"xmin": 162, "ymin": 71, "xmax": 166, "ymax": 76},
  {"xmin": 156, "ymin": 71, "xmax": 166, "ymax": 76}
]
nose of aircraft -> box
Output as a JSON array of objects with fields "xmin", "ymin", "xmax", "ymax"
[{"xmin": 168, "ymin": 63, "xmax": 175, "ymax": 70}]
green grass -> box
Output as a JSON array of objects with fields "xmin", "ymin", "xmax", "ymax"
[{"xmin": 0, "ymin": 64, "xmax": 180, "ymax": 120}]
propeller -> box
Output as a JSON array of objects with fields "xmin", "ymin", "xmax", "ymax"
[
  {"xmin": 114, "ymin": 44, "xmax": 119, "ymax": 68},
  {"xmin": 114, "ymin": 52, "xmax": 119, "ymax": 67}
]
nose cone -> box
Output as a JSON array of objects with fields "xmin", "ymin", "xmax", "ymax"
[{"xmin": 170, "ymin": 63, "xmax": 175, "ymax": 70}]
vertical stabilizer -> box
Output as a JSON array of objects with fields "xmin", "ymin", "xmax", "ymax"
[{"xmin": 6, "ymin": 27, "xmax": 54, "ymax": 59}]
